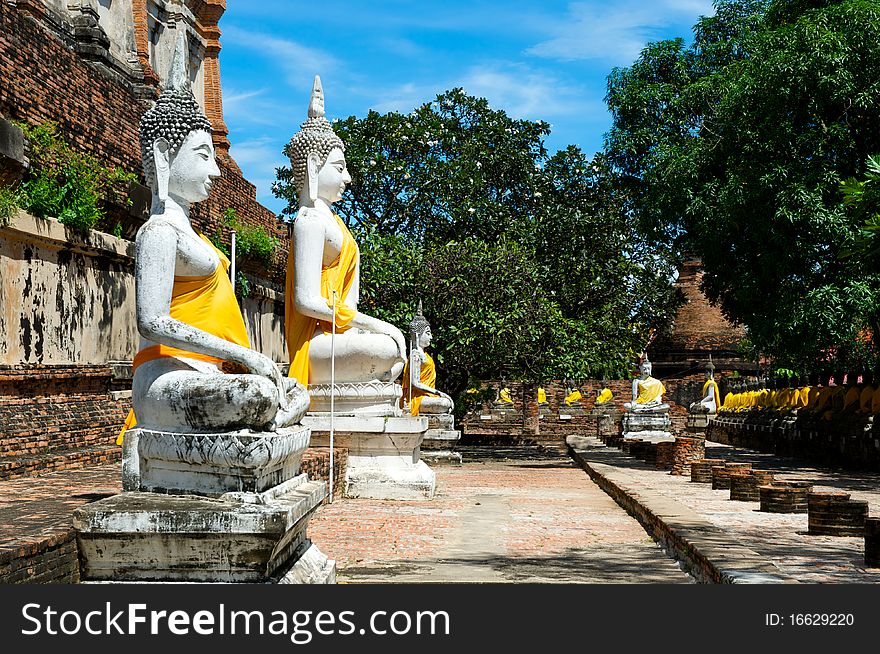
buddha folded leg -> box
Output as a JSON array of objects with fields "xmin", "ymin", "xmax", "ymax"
[
  {"xmin": 417, "ymin": 396, "xmax": 454, "ymax": 415},
  {"xmin": 308, "ymin": 330, "xmax": 404, "ymax": 383},
  {"xmin": 134, "ymin": 358, "xmax": 307, "ymax": 432}
]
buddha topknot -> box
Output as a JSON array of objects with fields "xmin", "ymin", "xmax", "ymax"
[
  {"xmin": 287, "ymin": 75, "xmax": 345, "ymax": 194},
  {"xmin": 139, "ymin": 32, "xmax": 212, "ymax": 190}
]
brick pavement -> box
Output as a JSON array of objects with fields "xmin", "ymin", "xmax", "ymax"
[
  {"xmin": 569, "ymin": 436, "xmax": 880, "ymax": 583},
  {"xmin": 309, "ymin": 447, "xmax": 694, "ymax": 583},
  {"xmin": 0, "ymin": 462, "xmax": 121, "ymax": 551}
]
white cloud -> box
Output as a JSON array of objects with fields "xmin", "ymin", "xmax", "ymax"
[
  {"xmin": 368, "ymin": 63, "xmax": 602, "ymax": 122},
  {"xmin": 229, "ymin": 136, "xmax": 288, "ymax": 206},
  {"xmin": 526, "ymin": 0, "xmax": 715, "ymax": 64},
  {"xmin": 221, "ymin": 26, "xmax": 339, "ymax": 87}
]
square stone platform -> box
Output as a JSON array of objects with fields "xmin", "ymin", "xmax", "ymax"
[{"xmin": 303, "ymin": 415, "xmax": 435, "ymax": 500}]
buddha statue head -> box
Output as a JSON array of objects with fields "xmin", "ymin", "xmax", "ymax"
[
  {"xmin": 287, "ymin": 75, "xmax": 349, "ymax": 205},
  {"xmin": 705, "ymin": 357, "xmax": 715, "ymax": 381},
  {"xmin": 409, "ymin": 300, "xmax": 432, "ymax": 349},
  {"xmin": 638, "ymin": 354, "xmax": 652, "ymax": 378},
  {"xmin": 139, "ymin": 32, "xmax": 217, "ymax": 209}
]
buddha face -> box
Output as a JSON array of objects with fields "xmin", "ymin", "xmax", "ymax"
[
  {"xmin": 640, "ymin": 361, "xmax": 652, "ymax": 377},
  {"xmin": 165, "ymin": 130, "xmax": 220, "ymax": 204},
  {"xmin": 418, "ymin": 326, "xmax": 432, "ymax": 349},
  {"xmin": 313, "ymin": 147, "xmax": 351, "ymax": 204}
]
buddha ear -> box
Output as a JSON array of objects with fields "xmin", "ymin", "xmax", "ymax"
[
  {"xmin": 307, "ymin": 152, "xmax": 321, "ymax": 203},
  {"xmin": 153, "ymin": 137, "xmax": 171, "ymax": 203}
]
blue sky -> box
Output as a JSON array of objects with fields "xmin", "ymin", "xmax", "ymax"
[{"xmin": 220, "ymin": 0, "xmax": 716, "ymax": 214}]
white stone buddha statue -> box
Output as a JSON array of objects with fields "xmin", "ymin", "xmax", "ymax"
[
  {"xmin": 284, "ymin": 76, "xmax": 406, "ymax": 399},
  {"xmin": 126, "ymin": 34, "xmax": 307, "ymax": 435},
  {"xmin": 624, "ymin": 355, "xmax": 668, "ymax": 412},
  {"xmin": 402, "ymin": 302, "xmax": 453, "ymax": 416},
  {"xmin": 690, "ymin": 360, "xmax": 720, "ymax": 414}
]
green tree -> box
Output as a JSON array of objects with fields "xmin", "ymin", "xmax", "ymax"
[
  {"xmin": 605, "ymin": 0, "xmax": 880, "ymax": 371},
  {"xmin": 275, "ymin": 90, "xmax": 681, "ymax": 393}
]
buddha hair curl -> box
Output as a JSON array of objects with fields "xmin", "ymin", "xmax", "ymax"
[
  {"xmin": 139, "ymin": 88, "xmax": 212, "ymax": 190},
  {"xmin": 287, "ymin": 115, "xmax": 345, "ymax": 195}
]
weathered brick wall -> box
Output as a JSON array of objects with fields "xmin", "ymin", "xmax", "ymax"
[
  {"xmin": 301, "ymin": 447, "xmax": 349, "ymax": 502},
  {"xmin": 0, "ymin": 527, "xmax": 79, "ymax": 584},
  {"xmin": 461, "ymin": 378, "xmax": 703, "ymax": 447},
  {"xmin": 0, "ymin": 365, "xmax": 127, "ymax": 480},
  {"xmin": 0, "ymin": 3, "xmax": 289, "ymax": 268}
]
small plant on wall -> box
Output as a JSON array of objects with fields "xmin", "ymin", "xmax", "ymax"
[
  {"xmin": 209, "ymin": 207, "xmax": 279, "ymax": 297},
  {"xmin": 15, "ymin": 121, "xmax": 136, "ymax": 233}
]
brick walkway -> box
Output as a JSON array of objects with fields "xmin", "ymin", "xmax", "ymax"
[
  {"xmin": 309, "ymin": 447, "xmax": 693, "ymax": 583},
  {"xmin": 0, "ymin": 463, "xmax": 121, "ymax": 550},
  {"xmin": 569, "ymin": 436, "xmax": 880, "ymax": 583}
]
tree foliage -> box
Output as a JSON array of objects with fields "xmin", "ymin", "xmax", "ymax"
[
  {"xmin": 275, "ymin": 90, "xmax": 680, "ymax": 396},
  {"xmin": 604, "ymin": 0, "xmax": 880, "ymax": 372}
]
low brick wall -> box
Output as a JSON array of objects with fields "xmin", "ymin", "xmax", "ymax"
[
  {"xmin": 0, "ymin": 365, "xmax": 127, "ymax": 480},
  {"xmin": 0, "ymin": 528, "xmax": 79, "ymax": 584},
  {"xmin": 461, "ymin": 378, "xmax": 697, "ymax": 450},
  {"xmin": 300, "ymin": 446, "xmax": 349, "ymax": 502}
]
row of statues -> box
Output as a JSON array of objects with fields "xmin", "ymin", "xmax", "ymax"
[
  {"xmin": 122, "ymin": 36, "xmax": 721, "ymax": 438},
  {"xmin": 122, "ymin": 38, "xmax": 452, "ymax": 439},
  {"xmin": 720, "ymin": 384, "xmax": 880, "ymax": 417}
]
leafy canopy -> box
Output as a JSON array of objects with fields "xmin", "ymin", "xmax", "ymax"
[
  {"xmin": 604, "ymin": 0, "xmax": 880, "ymax": 372},
  {"xmin": 275, "ymin": 90, "xmax": 680, "ymax": 395}
]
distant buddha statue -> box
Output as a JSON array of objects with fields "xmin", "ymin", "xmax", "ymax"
[
  {"xmin": 499, "ymin": 387, "xmax": 514, "ymax": 404},
  {"xmin": 537, "ymin": 387, "xmax": 548, "ymax": 405},
  {"xmin": 122, "ymin": 34, "xmax": 307, "ymax": 438},
  {"xmin": 624, "ymin": 355, "xmax": 668, "ymax": 411},
  {"xmin": 595, "ymin": 385, "xmax": 613, "ymax": 405},
  {"xmin": 284, "ymin": 76, "xmax": 406, "ymax": 393},
  {"xmin": 564, "ymin": 387, "xmax": 583, "ymax": 405},
  {"xmin": 690, "ymin": 359, "xmax": 719, "ymax": 414},
  {"xmin": 401, "ymin": 302, "xmax": 453, "ymax": 416}
]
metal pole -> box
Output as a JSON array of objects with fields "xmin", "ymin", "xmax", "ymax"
[
  {"xmin": 330, "ymin": 290, "xmax": 337, "ymax": 504},
  {"xmin": 230, "ymin": 229, "xmax": 237, "ymax": 292}
]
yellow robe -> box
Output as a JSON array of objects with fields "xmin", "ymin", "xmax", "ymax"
[
  {"xmin": 636, "ymin": 377, "xmax": 665, "ymax": 404},
  {"xmin": 402, "ymin": 352, "xmax": 437, "ymax": 416},
  {"xmin": 702, "ymin": 379, "xmax": 720, "ymax": 410},
  {"xmin": 537, "ymin": 387, "xmax": 548, "ymax": 404},
  {"xmin": 500, "ymin": 388, "xmax": 514, "ymax": 403},
  {"xmin": 564, "ymin": 389, "xmax": 582, "ymax": 405},
  {"xmin": 117, "ymin": 234, "xmax": 251, "ymax": 445},
  {"xmin": 596, "ymin": 388, "xmax": 613, "ymax": 405},
  {"xmin": 285, "ymin": 213, "xmax": 357, "ymax": 386}
]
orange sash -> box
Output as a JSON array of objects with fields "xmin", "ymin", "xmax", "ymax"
[
  {"xmin": 285, "ymin": 213, "xmax": 357, "ymax": 386},
  {"xmin": 402, "ymin": 352, "xmax": 437, "ymax": 416},
  {"xmin": 117, "ymin": 234, "xmax": 250, "ymax": 444}
]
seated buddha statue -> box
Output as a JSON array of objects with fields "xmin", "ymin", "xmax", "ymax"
[
  {"xmin": 499, "ymin": 387, "xmax": 514, "ymax": 404},
  {"xmin": 401, "ymin": 302, "xmax": 453, "ymax": 416},
  {"xmin": 537, "ymin": 387, "xmax": 548, "ymax": 405},
  {"xmin": 124, "ymin": 35, "xmax": 307, "ymax": 437},
  {"xmin": 595, "ymin": 385, "xmax": 613, "ymax": 405},
  {"xmin": 624, "ymin": 356, "xmax": 668, "ymax": 411},
  {"xmin": 284, "ymin": 76, "xmax": 406, "ymax": 393},
  {"xmin": 564, "ymin": 387, "xmax": 583, "ymax": 405},
  {"xmin": 689, "ymin": 360, "xmax": 719, "ymax": 414}
]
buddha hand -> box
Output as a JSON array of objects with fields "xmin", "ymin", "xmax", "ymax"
[{"xmin": 244, "ymin": 350, "xmax": 289, "ymax": 411}]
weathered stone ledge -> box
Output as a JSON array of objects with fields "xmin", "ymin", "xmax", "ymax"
[{"xmin": 566, "ymin": 435, "xmax": 797, "ymax": 584}]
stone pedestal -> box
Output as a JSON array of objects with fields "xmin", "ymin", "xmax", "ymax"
[
  {"xmin": 78, "ymin": 425, "xmax": 334, "ymax": 584},
  {"xmin": 591, "ymin": 407, "xmax": 618, "ymax": 441},
  {"xmin": 136, "ymin": 426, "xmax": 312, "ymax": 496},
  {"xmin": 420, "ymin": 413, "xmax": 462, "ymax": 465},
  {"xmin": 303, "ymin": 415, "xmax": 435, "ymax": 500},
  {"xmin": 622, "ymin": 408, "xmax": 673, "ymax": 442},
  {"xmin": 559, "ymin": 402, "xmax": 585, "ymax": 418},
  {"xmin": 308, "ymin": 381, "xmax": 402, "ymax": 417},
  {"xmin": 74, "ymin": 474, "xmax": 334, "ymax": 583}
]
